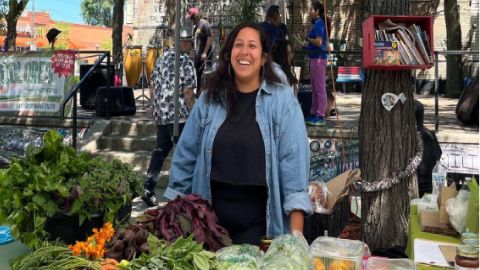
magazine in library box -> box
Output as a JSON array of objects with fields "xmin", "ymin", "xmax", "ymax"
[{"xmin": 374, "ymin": 41, "xmax": 401, "ymax": 65}]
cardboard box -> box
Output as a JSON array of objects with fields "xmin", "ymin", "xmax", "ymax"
[
  {"xmin": 420, "ymin": 210, "xmax": 449, "ymax": 231},
  {"xmin": 439, "ymin": 183, "xmax": 457, "ymax": 224}
]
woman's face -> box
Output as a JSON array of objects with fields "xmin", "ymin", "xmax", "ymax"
[
  {"xmin": 230, "ymin": 27, "xmax": 267, "ymax": 88},
  {"xmin": 309, "ymin": 7, "xmax": 319, "ymax": 20},
  {"xmin": 272, "ymin": 13, "xmax": 281, "ymax": 25}
]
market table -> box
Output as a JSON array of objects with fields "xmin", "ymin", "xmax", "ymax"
[
  {"xmin": 406, "ymin": 179, "xmax": 479, "ymax": 269},
  {"xmin": 0, "ymin": 240, "xmax": 29, "ymax": 269}
]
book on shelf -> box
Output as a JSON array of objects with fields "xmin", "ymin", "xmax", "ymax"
[
  {"xmin": 397, "ymin": 28, "xmax": 425, "ymax": 65},
  {"xmin": 374, "ymin": 19, "xmax": 433, "ymax": 66},
  {"xmin": 409, "ymin": 24, "xmax": 433, "ymax": 64},
  {"xmin": 374, "ymin": 41, "xmax": 401, "ymax": 65}
]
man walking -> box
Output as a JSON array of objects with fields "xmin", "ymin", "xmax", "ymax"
[
  {"xmin": 186, "ymin": 7, "xmax": 212, "ymax": 95},
  {"xmin": 141, "ymin": 28, "xmax": 197, "ymax": 206}
]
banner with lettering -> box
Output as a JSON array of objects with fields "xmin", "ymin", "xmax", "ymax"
[{"xmin": 0, "ymin": 51, "xmax": 75, "ymax": 117}]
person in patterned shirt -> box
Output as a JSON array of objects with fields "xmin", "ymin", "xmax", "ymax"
[{"xmin": 141, "ymin": 28, "xmax": 197, "ymax": 207}]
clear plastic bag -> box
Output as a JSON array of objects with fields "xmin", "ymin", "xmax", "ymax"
[
  {"xmin": 216, "ymin": 244, "xmax": 263, "ymax": 270},
  {"xmin": 446, "ymin": 190, "xmax": 471, "ymax": 233},
  {"xmin": 414, "ymin": 194, "xmax": 440, "ymax": 213},
  {"xmin": 262, "ymin": 234, "xmax": 312, "ymax": 270},
  {"xmin": 308, "ymin": 181, "xmax": 330, "ymax": 213}
]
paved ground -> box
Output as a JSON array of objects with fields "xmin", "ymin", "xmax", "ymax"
[{"xmin": 324, "ymin": 92, "xmax": 478, "ymax": 143}]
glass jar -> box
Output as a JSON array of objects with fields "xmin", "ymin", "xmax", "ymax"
[
  {"xmin": 259, "ymin": 236, "xmax": 272, "ymax": 252},
  {"xmin": 462, "ymin": 232, "xmax": 479, "ymax": 242},
  {"xmin": 463, "ymin": 239, "xmax": 479, "ymax": 249},
  {"xmin": 455, "ymin": 245, "xmax": 479, "ymax": 270}
]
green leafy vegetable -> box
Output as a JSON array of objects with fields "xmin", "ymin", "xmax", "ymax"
[
  {"xmin": 0, "ymin": 130, "xmax": 143, "ymax": 249},
  {"xmin": 127, "ymin": 234, "xmax": 217, "ymax": 270},
  {"xmin": 10, "ymin": 243, "xmax": 100, "ymax": 270}
]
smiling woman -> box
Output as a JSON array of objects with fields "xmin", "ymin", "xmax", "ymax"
[
  {"xmin": 230, "ymin": 27, "xmax": 267, "ymax": 92},
  {"xmin": 164, "ymin": 23, "xmax": 313, "ymax": 245}
]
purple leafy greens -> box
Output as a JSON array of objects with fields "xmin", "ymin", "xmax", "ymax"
[{"xmin": 140, "ymin": 193, "xmax": 232, "ymax": 251}]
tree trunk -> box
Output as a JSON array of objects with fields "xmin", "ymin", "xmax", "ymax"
[
  {"xmin": 6, "ymin": 0, "xmax": 29, "ymax": 51},
  {"xmin": 444, "ymin": 0, "xmax": 463, "ymax": 97},
  {"xmin": 112, "ymin": 0, "xmax": 125, "ymax": 78},
  {"xmin": 359, "ymin": 0, "xmax": 418, "ymax": 250},
  {"xmin": 6, "ymin": 18, "xmax": 17, "ymax": 50}
]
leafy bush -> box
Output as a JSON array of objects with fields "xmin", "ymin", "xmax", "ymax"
[{"xmin": 0, "ymin": 130, "xmax": 142, "ymax": 249}]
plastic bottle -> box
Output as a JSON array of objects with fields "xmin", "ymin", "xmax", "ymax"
[
  {"xmin": 461, "ymin": 177, "xmax": 472, "ymax": 192},
  {"xmin": 431, "ymin": 159, "xmax": 447, "ymax": 195}
]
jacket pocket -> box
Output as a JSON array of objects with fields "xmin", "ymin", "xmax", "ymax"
[{"xmin": 273, "ymin": 121, "xmax": 281, "ymax": 140}]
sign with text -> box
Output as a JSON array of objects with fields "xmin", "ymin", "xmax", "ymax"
[{"xmin": 0, "ymin": 51, "xmax": 75, "ymax": 117}]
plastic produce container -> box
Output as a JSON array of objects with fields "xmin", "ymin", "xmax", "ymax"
[
  {"xmin": 310, "ymin": 237, "xmax": 363, "ymax": 270},
  {"xmin": 365, "ymin": 257, "xmax": 416, "ymax": 270}
]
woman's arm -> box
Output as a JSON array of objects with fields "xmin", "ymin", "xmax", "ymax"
[
  {"xmin": 163, "ymin": 94, "xmax": 206, "ymax": 200},
  {"xmin": 290, "ymin": 210, "xmax": 305, "ymax": 234},
  {"xmin": 306, "ymin": 36, "xmax": 323, "ymax": 47},
  {"xmin": 276, "ymin": 93, "xmax": 313, "ymax": 232}
]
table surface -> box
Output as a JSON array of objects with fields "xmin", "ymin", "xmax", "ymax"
[{"xmin": 0, "ymin": 240, "xmax": 30, "ymax": 270}]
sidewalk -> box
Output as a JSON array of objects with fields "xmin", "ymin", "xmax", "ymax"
[{"xmin": 314, "ymin": 92, "xmax": 478, "ymax": 144}]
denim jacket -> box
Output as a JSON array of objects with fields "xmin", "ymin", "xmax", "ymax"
[{"xmin": 164, "ymin": 79, "xmax": 313, "ymax": 237}]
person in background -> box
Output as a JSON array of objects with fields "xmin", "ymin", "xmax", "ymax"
[
  {"xmin": 141, "ymin": 28, "xmax": 197, "ymax": 207},
  {"xmin": 164, "ymin": 23, "xmax": 312, "ymax": 245},
  {"xmin": 186, "ymin": 7, "xmax": 212, "ymax": 95},
  {"xmin": 305, "ymin": 1, "xmax": 328, "ymax": 126},
  {"xmin": 259, "ymin": 5, "xmax": 288, "ymax": 51},
  {"xmin": 415, "ymin": 100, "xmax": 442, "ymax": 197},
  {"xmin": 272, "ymin": 40, "xmax": 299, "ymax": 95}
]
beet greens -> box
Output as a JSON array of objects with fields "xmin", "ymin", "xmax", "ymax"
[{"xmin": 142, "ymin": 194, "xmax": 231, "ymax": 251}]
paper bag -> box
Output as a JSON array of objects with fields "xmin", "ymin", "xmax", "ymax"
[
  {"xmin": 325, "ymin": 169, "xmax": 360, "ymax": 211},
  {"xmin": 439, "ymin": 183, "xmax": 458, "ymax": 224}
]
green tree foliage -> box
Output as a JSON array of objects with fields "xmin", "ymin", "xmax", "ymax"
[
  {"xmin": 227, "ymin": 0, "xmax": 264, "ymax": 26},
  {"xmin": 81, "ymin": 0, "xmax": 113, "ymax": 27},
  {"xmin": 1, "ymin": 0, "xmax": 29, "ymax": 51},
  {"xmin": 0, "ymin": 1, "xmax": 7, "ymax": 33}
]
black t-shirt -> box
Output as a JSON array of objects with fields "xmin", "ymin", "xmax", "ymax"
[
  {"xmin": 416, "ymin": 126, "xmax": 442, "ymax": 196},
  {"xmin": 211, "ymin": 89, "xmax": 266, "ymax": 186}
]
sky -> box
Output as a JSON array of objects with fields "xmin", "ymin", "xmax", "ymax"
[{"xmin": 31, "ymin": 0, "xmax": 84, "ymax": 24}]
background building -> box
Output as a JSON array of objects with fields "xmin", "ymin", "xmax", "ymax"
[{"xmin": 0, "ymin": 11, "xmax": 133, "ymax": 52}]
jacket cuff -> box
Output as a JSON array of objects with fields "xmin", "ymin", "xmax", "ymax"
[
  {"xmin": 283, "ymin": 191, "xmax": 313, "ymax": 217},
  {"xmin": 163, "ymin": 187, "xmax": 186, "ymax": 201}
]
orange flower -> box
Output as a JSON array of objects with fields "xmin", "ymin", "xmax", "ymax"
[{"xmin": 67, "ymin": 222, "xmax": 115, "ymax": 259}]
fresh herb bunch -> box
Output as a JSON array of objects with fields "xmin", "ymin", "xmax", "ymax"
[
  {"xmin": 11, "ymin": 243, "xmax": 100, "ymax": 270},
  {"xmin": 0, "ymin": 130, "xmax": 142, "ymax": 249},
  {"xmin": 127, "ymin": 234, "xmax": 217, "ymax": 270},
  {"xmin": 66, "ymin": 157, "xmax": 142, "ymax": 225}
]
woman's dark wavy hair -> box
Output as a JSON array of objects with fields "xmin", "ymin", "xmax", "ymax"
[
  {"xmin": 311, "ymin": 0, "xmax": 331, "ymax": 35},
  {"xmin": 272, "ymin": 40, "xmax": 298, "ymax": 86},
  {"xmin": 203, "ymin": 22, "xmax": 281, "ymax": 108}
]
